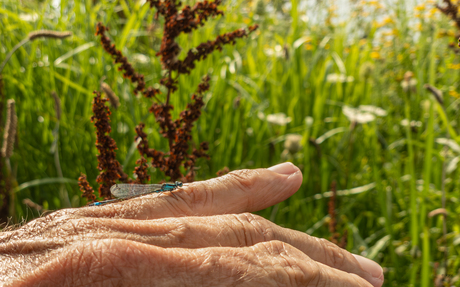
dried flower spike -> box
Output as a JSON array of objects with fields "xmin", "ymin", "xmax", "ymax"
[
  {"xmin": 216, "ymin": 167, "xmax": 230, "ymax": 177},
  {"xmin": 1, "ymin": 99, "xmax": 17, "ymax": 158},
  {"xmin": 93, "ymin": 0, "xmax": 257, "ymax": 186},
  {"xmin": 95, "ymin": 23, "xmax": 151, "ymax": 97},
  {"xmin": 133, "ymin": 156, "xmax": 151, "ymax": 184},
  {"xmin": 91, "ymin": 91, "xmax": 126, "ymax": 198},
  {"xmin": 79, "ymin": 173, "xmax": 97, "ymax": 203}
]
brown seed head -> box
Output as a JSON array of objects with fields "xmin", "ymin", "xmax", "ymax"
[
  {"xmin": 51, "ymin": 91, "xmax": 62, "ymax": 120},
  {"xmin": 101, "ymin": 82, "xmax": 120, "ymax": 109},
  {"xmin": 424, "ymin": 84, "xmax": 444, "ymax": 106},
  {"xmin": 28, "ymin": 30, "xmax": 72, "ymax": 41}
]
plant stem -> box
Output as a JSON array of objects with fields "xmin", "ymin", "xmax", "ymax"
[
  {"xmin": 420, "ymin": 99, "xmax": 434, "ymax": 287},
  {"xmin": 403, "ymin": 91, "xmax": 419, "ymax": 255},
  {"xmin": 0, "ymin": 37, "xmax": 30, "ymax": 74},
  {"xmin": 166, "ymin": 70, "xmax": 173, "ymax": 149}
]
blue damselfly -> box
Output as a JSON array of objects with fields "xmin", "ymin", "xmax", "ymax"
[{"xmin": 89, "ymin": 181, "xmax": 183, "ymax": 206}]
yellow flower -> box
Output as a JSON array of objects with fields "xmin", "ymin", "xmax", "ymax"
[
  {"xmin": 383, "ymin": 16, "xmax": 394, "ymax": 25},
  {"xmin": 449, "ymin": 90, "xmax": 460, "ymax": 98},
  {"xmin": 367, "ymin": 0, "xmax": 383, "ymax": 9},
  {"xmin": 415, "ymin": 4, "xmax": 426, "ymax": 11},
  {"xmin": 448, "ymin": 63, "xmax": 460, "ymax": 70},
  {"xmin": 370, "ymin": 51, "xmax": 381, "ymax": 59},
  {"xmin": 428, "ymin": 8, "xmax": 438, "ymax": 18}
]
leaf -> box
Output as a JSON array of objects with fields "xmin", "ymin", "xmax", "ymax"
[
  {"xmin": 54, "ymin": 72, "xmax": 93, "ymax": 95},
  {"xmin": 436, "ymin": 138, "xmax": 460, "ymax": 154},
  {"xmin": 366, "ymin": 235, "xmax": 391, "ymax": 260},
  {"xmin": 316, "ymin": 127, "xmax": 347, "ymax": 144},
  {"xmin": 14, "ymin": 178, "xmax": 79, "ymax": 193},
  {"xmin": 311, "ymin": 182, "xmax": 377, "ymax": 200},
  {"xmin": 293, "ymin": 36, "xmax": 312, "ymax": 49},
  {"xmin": 331, "ymin": 52, "xmax": 346, "ymax": 75},
  {"xmin": 54, "ymin": 42, "xmax": 96, "ymax": 66},
  {"xmin": 446, "ymin": 156, "xmax": 460, "ymax": 174}
]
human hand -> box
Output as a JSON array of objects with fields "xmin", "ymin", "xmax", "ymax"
[{"xmin": 0, "ymin": 163, "xmax": 384, "ymax": 286}]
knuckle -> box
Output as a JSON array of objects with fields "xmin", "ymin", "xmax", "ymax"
[
  {"xmin": 243, "ymin": 213, "xmax": 276, "ymax": 241},
  {"xmin": 166, "ymin": 218, "xmax": 191, "ymax": 244},
  {"xmin": 255, "ymin": 240, "xmax": 319, "ymax": 286},
  {"xmin": 175, "ymin": 169, "xmax": 264, "ymax": 214},
  {"xmin": 317, "ymin": 237, "xmax": 347, "ymax": 267},
  {"xmin": 225, "ymin": 169, "xmax": 260, "ymax": 192},
  {"xmin": 312, "ymin": 268, "xmax": 333, "ymax": 286},
  {"xmin": 229, "ymin": 213, "xmax": 275, "ymax": 245},
  {"xmin": 305, "ymin": 264, "xmax": 321, "ymax": 285},
  {"xmin": 257, "ymin": 239, "xmax": 286, "ymax": 253},
  {"xmin": 180, "ymin": 181, "xmax": 213, "ymax": 213},
  {"xmin": 60, "ymin": 218, "xmax": 94, "ymax": 234}
]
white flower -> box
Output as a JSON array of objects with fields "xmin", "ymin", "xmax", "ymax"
[
  {"xmin": 266, "ymin": 113, "xmax": 292, "ymax": 126},
  {"xmin": 400, "ymin": 119, "xmax": 422, "ymax": 128},
  {"xmin": 264, "ymin": 45, "xmax": 284, "ymax": 57},
  {"xmin": 257, "ymin": 111, "xmax": 266, "ymax": 120},
  {"xmin": 401, "ymin": 78, "xmax": 417, "ymax": 91},
  {"xmin": 327, "ymin": 73, "xmax": 354, "ymax": 83},
  {"xmin": 305, "ymin": 116, "xmax": 314, "ymax": 127},
  {"xmin": 284, "ymin": 134, "xmax": 303, "ymax": 154},
  {"xmin": 342, "ymin": 106, "xmax": 375, "ymax": 123},
  {"xmin": 117, "ymin": 122, "xmax": 129, "ymax": 134},
  {"xmin": 132, "ymin": 54, "xmax": 150, "ymax": 64},
  {"xmin": 19, "ymin": 13, "xmax": 38, "ymax": 22},
  {"xmin": 281, "ymin": 134, "xmax": 303, "ymax": 161},
  {"xmin": 358, "ymin": 105, "xmax": 388, "ymax": 117}
]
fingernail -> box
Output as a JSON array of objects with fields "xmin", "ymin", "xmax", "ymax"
[
  {"xmin": 352, "ymin": 254, "xmax": 384, "ymax": 285},
  {"xmin": 267, "ymin": 162, "xmax": 299, "ymax": 175}
]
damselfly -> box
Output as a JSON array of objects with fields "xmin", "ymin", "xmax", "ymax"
[{"xmin": 89, "ymin": 181, "xmax": 183, "ymax": 206}]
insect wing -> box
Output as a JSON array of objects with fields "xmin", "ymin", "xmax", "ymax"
[{"xmin": 111, "ymin": 184, "xmax": 163, "ymax": 198}]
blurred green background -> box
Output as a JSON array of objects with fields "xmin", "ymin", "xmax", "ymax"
[{"xmin": 1, "ymin": 0, "xmax": 460, "ymax": 285}]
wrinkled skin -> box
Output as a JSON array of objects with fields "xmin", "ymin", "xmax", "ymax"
[{"xmin": 0, "ymin": 163, "xmax": 384, "ymax": 286}]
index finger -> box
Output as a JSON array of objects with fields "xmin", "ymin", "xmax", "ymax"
[{"xmin": 77, "ymin": 162, "xmax": 302, "ymax": 219}]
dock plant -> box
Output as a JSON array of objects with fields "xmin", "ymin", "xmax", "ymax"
[{"xmin": 79, "ymin": 0, "xmax": 257, "ymax": 202}]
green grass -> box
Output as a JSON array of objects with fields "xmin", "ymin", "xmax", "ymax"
[{"xmin": 2, "ymin": 0, "xmax": 460, "ymax": 285}]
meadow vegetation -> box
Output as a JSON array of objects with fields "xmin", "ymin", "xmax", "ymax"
[{"xmin": 1, "ymin": 0, "xmax": 460, "ymax": 285}]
